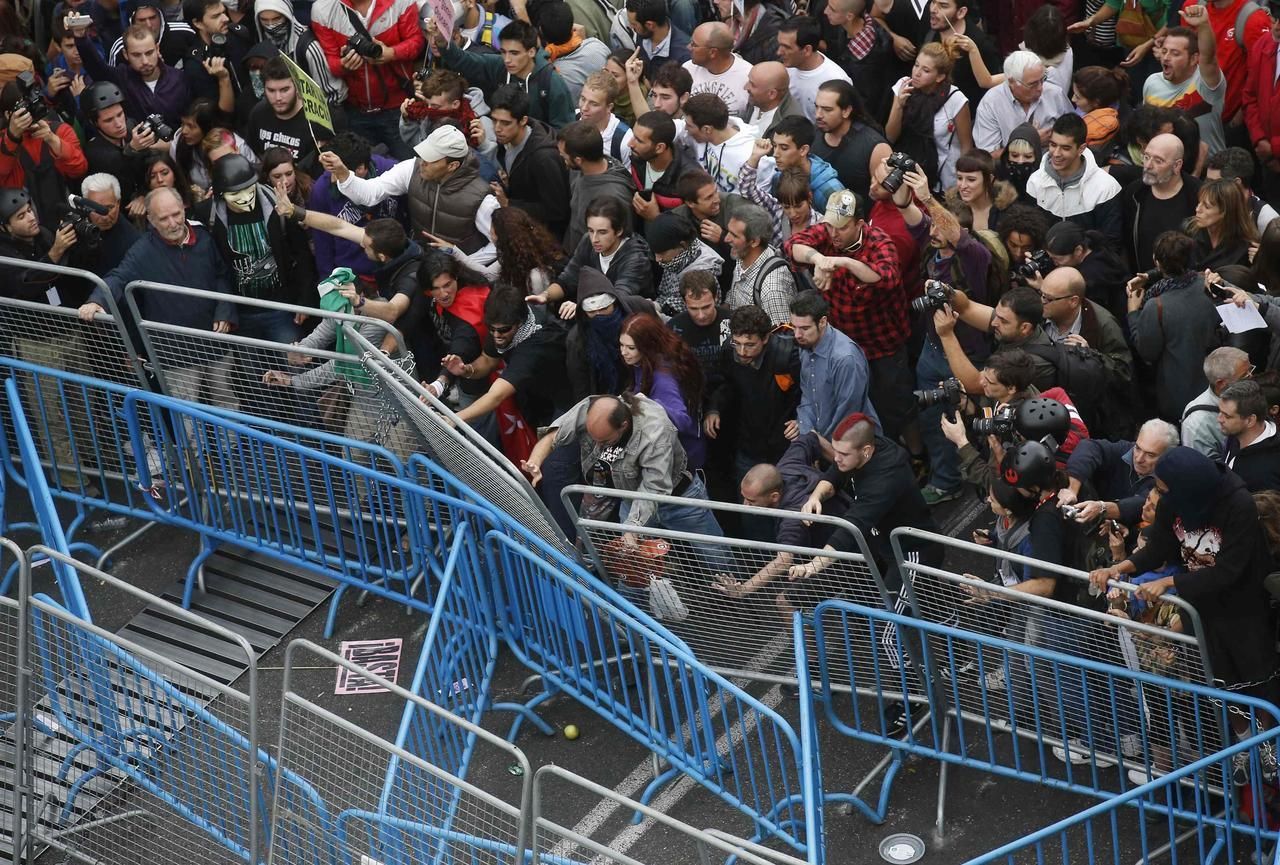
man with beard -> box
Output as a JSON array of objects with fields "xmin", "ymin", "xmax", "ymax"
[
  {"xmin": 75, "ymin": 23, "xmax": 193, "ymax": 126},
  {"xmin": 790, "ymin": 289, "xmax": 878, "ymax": 438},
  {"xmin": 1120, "ymin": 133, "xmax": 1201, "ymax": 272},
  {"xmin": 1142, "ymin": 7, "xmax": 1226, "ymax": 156},
  {"xmin": 247, "ymin": 55, "xmax": 329, "ymax": 170},
  {"xmin": 810, "ymin": 80, "xmax": 891, "ymax": 199}
]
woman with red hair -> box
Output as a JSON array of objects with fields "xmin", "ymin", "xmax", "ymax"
[{"xmin": 619, "ymin": 313, "xmax": 707, "ymax": 469}]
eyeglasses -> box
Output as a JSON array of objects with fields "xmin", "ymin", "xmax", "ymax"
[
  {"xmin": 1038, "ymin": 291, "xmax": 1074, "ymax": 303},
  {"xmin": 488, "ymin": 323, "xmax": 516, "ymax": 335},
  {"xmin": 1015, "ymin": 76, "xmax": 1047, "ymax": 88}
]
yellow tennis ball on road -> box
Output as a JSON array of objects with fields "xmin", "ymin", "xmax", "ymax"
[{"xmin": 564, "ymin": 724, "xmax": 579, "ymax": 740}]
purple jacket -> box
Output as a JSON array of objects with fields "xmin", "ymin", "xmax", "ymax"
[
  {"xmin": 635, "ymin": 366, "xmax": 705, "ymax": 470},
  {"xmin": 308, "ymin": 154, "xmax": 405, "ymax": 281},
  {"xmin": 75, "ymin": 36, "xmax": 190, "ymax": 126}
]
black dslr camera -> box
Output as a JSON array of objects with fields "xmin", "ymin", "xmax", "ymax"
[
  {"xmin": 140, "ymin": 113, "xmax": 174, "ymax": 142},
  {"xmin": 880, "ymin": 152, "xmax": 918, "ymax": 194},
  {"xmin": 61, "ymin": 194, "xmax": 109, "ymax": 249},
  {"xmin": 910, "ymin": 279, "xmax": 954, "ymax": 314},
  {"xmin": 346, "ymin": 32, "xmax": 382, "ymax": 59},
  {"xmin": 1018, "ymin": 249, "xmax": 1055, "ymax": 280},
  {"xmin": 11, "ymin": 71, "xmax": 49, "ymax": 123},
  {"xmin": 913, "ymin": 376, "xmax": 964, "ymax": 409},
  {"xmin": 971, "ymin": 404, "xmax": 1016, "ymax": 439}
]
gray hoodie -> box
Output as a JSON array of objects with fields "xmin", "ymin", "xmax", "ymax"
[
  {"xmin": 254, "ymin": 0, "xmax": 347, "ymax": 104},
  {"xmin": 565, "ymin": 157, "xmax": 635, "ymax": 252},
  {"xmin": 550, "ymin": 36, "xmax": 612, "ymax": 103}
]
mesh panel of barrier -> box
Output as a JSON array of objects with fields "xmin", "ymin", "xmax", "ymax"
[
  {"xmin": 485, "ymin": 530, "xmax": 812, "ymax": 855},
  {"xmin": 890, "ymin": 528, "xmax": 1226, "ymax": 786},
  {"xmin": 271, "ymin": 640, "xmax": 529, "ymax": 865},
  {"xmin": 346, "ymin": 326, "xmax": 571, "ymax": 556},
  {"xmin": 23, "ymin": 594, "xmax": 266, "ymax": 865},
  {"xmin": 122, "ymin": 281, "xmax": 413, "ymax": 455},
  {"xmin": 567, "ymin": 487, "xmax": 892, "ymax": 689}
]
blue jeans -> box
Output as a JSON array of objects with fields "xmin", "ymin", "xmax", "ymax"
[
  {"xmin": 916, "ymin": 340, "xmax": 961, "ymax": 492},
  {"xmin": 345, "ymin": 107, "xmax": 415, "ymax": 161}
]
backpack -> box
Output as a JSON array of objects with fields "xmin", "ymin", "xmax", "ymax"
[
  {"xmin": 1022, "ymin": 340, "xmax": 1109, "ymax": 433},
  {"xmin": 608, "ymin": 122, "xmax": 628, "ymax": 162},
  {"xmin": 751, "ymin": 256, "xmax": 792, "ymax": 308}
]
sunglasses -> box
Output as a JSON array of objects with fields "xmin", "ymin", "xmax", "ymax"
[{"xmin": 488, "ymin": 323, "xmax": 516, "ymax": 335}]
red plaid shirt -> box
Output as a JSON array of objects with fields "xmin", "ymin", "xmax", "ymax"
[{"xmin": 784, "ymin": 223, "xmax": 909, "ymax": 360}]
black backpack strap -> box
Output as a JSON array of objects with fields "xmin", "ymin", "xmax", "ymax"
[
  {"xmin": 1183, "ymin": 402, "xmax": 1220, "ymax": 419},
  {"xmin": 751, "ymin": 256, "xmax": 790, "ymax": 307}
]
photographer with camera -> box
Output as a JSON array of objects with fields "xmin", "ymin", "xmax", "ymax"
[
  {"xmin": 58, "ymin": 174, "xmax": 140, "ymax": 278},
  {"xmin": 0, "ymin": 74, "xmax": 87, "ymax": 231},
  {"xmin": 891, "ymin": 161, "xmax": 998, "ymax": 504},
  {"xmin": 785, "ymin": 188, "xmax": 913, "ymax": 442},
  {"xmin": 1057, "ymin": 419, "xmax": 1179, "ymax": 536},
  {"xmin": 312, "ymin": 0, "xmax": 426, "ymax": 160},
  {"xmin": 75, "ymin": 22, "xmax": 194, "ymax": 128},
  {"xmin": 80, "ymin": 82, "xmax": 167, "ymax": 219}
]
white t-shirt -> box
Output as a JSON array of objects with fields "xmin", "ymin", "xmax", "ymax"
[
  {"xmin": 787, "ymin": 55, "xmax": 851, "ymax": 122},
  {"xmin": 890, "ymin": 78, "xmax": 969, "ymax": 190},
  {"xmin": 598, "ymin": 238, "xmax": 627, "ymax": 273},
  {"xmin": 683, "ymin": 54, "xmax": 754, "ymax": 119}
]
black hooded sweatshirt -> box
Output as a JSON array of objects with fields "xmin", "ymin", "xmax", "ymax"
[{"xmin": 1128, "ymin": 451, "xmax": 1274, "ymax": 684}]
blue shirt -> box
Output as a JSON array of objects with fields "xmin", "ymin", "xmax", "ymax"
[{"xmin": 796, "ymin": 325, "xmax": 879, "ymax": 437}]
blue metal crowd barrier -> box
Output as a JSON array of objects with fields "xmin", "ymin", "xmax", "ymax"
[
  {"xmin": 483, "ymin": 529, "xmax": 819, "ymax": 862},
  {"xmin": 3, "ymin": 379, "xmax": 89, "ymax": 620},
  {"xmin": 24, "ymin": 590, "xmax": 274, "ymax": 862},
  {"xmin": 800, "ymin": 598, "xmax": 1280, "ymax": 859}
]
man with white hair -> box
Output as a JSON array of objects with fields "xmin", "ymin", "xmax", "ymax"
[
  {"xmin": 1057, "ymin": 418, "xmax": 1180, "ymax": 529},
  {"xmin": 78, "ymin": 186, "xmax": 236, "ymax": 410},
  {"xmin": 80, "ymin": 172, "xmax": 140, "ymax": 275},
  {"xmin": 973, "ymin": 50, "xmax": 1073, "ymax": 157},
  {"xmin": 1182, "ymin": 346, "xmax": 1252, "ymax": 461}
]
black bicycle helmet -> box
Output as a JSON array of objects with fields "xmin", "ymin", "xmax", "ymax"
[
  {"xmin": 211, "ymin": 154, "xmax": 258, "ymax": 194},
  {"xmin": 0, "ymin": 187, "xmax": 31, "ymax": 224},
  {"xmin": 1000, "ymin": 440, "xmax": 1056, "ymax": 491},
  {"xmin": 84, "ymin": 81, "xmax": 125, "ymax": 117},
  {"xmin": 1015, "ymin": 397, "xmax": 1071, "ymax": 445}
]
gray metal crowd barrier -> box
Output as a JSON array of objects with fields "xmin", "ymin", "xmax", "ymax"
[
  {"xmin": 121, "ymin": 280, "xmax": 414, "ymax": 453},
  {"xmin": 347, "ymin": 325, "xmax": 573, "ymax": 555},
  {"xmin": 564, "ymin": 485, "xmax": 895, "ymax": 689},
  {"xmin": 891, "ymin": 527, "xmax": 1225, "ymax": 771},
  {"xmin": 0, "ymin": 537, "xmax": 27, "ymax": 865},
  {"xmin": 19, "ymin": 547, "xmax": 268, "ymax": 865}
]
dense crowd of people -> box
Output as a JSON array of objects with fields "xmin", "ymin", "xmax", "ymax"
[{"xmin": 1, "ymin": 0, "xmax": 1280, "ymax": 786}]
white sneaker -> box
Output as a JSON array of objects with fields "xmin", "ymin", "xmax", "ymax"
[
  {"xmin": 1127, "ymin": 764, "xmax": 1170, "ymax": 786},
  {"xmin": 1052, "ymin": 739, "xmax": 1118, "ymax": 768},
  {"xmin": 983, "ymin": 667, "xmax": 1007, "ymax": 692}
]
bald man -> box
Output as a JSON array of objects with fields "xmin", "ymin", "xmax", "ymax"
[
  {"xmin": 684, "ymin": 22, "xmax": 755, "ymax": 119},
  {"xmin": 744, "ymin": 61, "xmax": 804, "ymax": 138},
  {"xmin": 792, "ymin": 412, "xmax": 940, "ymax": 591},
  {"xmin": 523, "ymin": 392, "xmax": 726, "ymax": 545},
  {"xmin": 1121, "ymin": 132, "xmax": 1201, "ymax": 272}
]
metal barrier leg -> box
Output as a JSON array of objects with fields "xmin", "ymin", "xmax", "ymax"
[
  {"xmin": 181, "ymin": 534, "xmax": 219, "ymax": 608},
  {"xmin": 497, "ymin": 687, "xmax": 558, "ymax": 741},
  {"xmin": 93, "ymin": 516, "xmax": 163, "ymax": 570},
  {"xmin": 933, "ymin": 714, "xmax": 951, "ymax": 838}
]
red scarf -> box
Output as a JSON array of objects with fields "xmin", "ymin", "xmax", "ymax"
[{"xmin": 404, "ymin": 100, "xmax": 482, "ymax": 147}]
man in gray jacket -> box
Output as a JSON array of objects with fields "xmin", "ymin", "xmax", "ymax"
[{"xmin": 523, "ymin": 391, "xmax": 725, "ymax": 544}]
